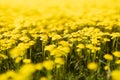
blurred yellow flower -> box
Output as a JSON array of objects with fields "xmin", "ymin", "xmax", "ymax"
[
  {"xmin": 19, "ymin": 36, "xmax": 30, "ymax": 42},
  {"xmin": 15, "ymin": 57, "xmax": 22, "ymax": 63},
  {"xmin": 6, "ymin": 71, "xmax": 16, "ymax": 79},
  {"xmin": 23, "ymin": 59, "xmax": 31, "ymax": 64},
  {"xmin": 9, "ymin": 47, "xmax": 26, "ymax": 58},
  {"xmin": 54, "ymin": 57, "xmax": 64, "ymax": 65},
  {"xmin": 19, "ymin": 64, "xmax": 36, "ymax": 76},
  {"xmin": 115, "ymin": 60, "xmax": 120, "ymax": 64},
  {"xmin": 40, "ymin": 77, "xmax": 47, "ymax": 80},
  {"xmin": 77, "ymin": 43, "xmax": 85, "ymax": 49},
  {"xmin": 104, "ymin": 54, "xmax": 113, "ymax": 61},
  {"xmin": 51, "ymin": 49, "xmax": 63, "ymax": 57},
  {"xmin": 0, "ymin": 54, "xmax": 8, "ymax": 59},
  {"xmin": 57, "ymin": 46, "xmax": 70, "ymax": 54},
  {"xmin": 43, "ymin": 60, "xmax": 54, "ymax": 70},
  {"xmin": 35, "ymin": 63, "xmax": 43, "ymax": 70},
  {"xmin": 87, "ymin": 62, "xmax": 98, "ymax": 70},
  {"xmin": 58, "ymin": 40, "xmax": 69, "ymax": 47},
  {"xmin": 44, "ymin": 44, "xmax": 56, "ymax": 51},
  {"xmin": 111, "ymin": 70, "xmax": 120, "ymax": 80},
  {"xmin": 113, "ymin": 51, "xmax": 120, "ymax": 57},
  {"xmin": 52, "ymin": 34, "xmax": 61, "ymax": 41},
  {"xmin": 104, "ymin": 65, "xmax": 109, "ymax": 70}
]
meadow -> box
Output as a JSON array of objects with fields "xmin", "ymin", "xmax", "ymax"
[{"xmin": 0, "ymin": 0, "xmax": 120, "ymax": 80}]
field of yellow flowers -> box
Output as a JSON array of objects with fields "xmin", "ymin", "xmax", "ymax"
[{"xmin": 0, "ymin": 0, "xmax": 120, "ymax": 80}]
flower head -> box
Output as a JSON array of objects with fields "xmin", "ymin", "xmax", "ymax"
[
  {"xmin": 113, "ymin": 51, "xmax": 120, "ymax": 57},
  {"xmin": 87, "ymin": 62, "xmax": 98, "ymax": 71},
  {"xmin": 104, "ymin": 54, "xmax": 113, "ymax": 61}
]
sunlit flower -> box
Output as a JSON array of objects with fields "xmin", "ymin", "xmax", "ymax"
[
  {"xmin": 43, "ymin": 60, "xmax": 54, "ymax": 70},
  {"xmin": 54, "ymin": 57, "xmax": 64, "ymax": 65},
  {"xmin": 113, "ymin": 51, "xmax": 120, "ymax": 57},
  {"xmin": 115, "ymin": 60, "xmax": 120, "ymax": 64},
  {"xmin": 15, "ymin": 57, "xmax": 22, "ymax": 63},
  {"xmin": 104, "ymin": 54, "xmax": 113, "ymax": 61},
  {"xmin": 104, "ymin": 65, "xmax": 109, "ymax": 70},
  {"xmin": 58, "ymin": 40, "xmax": 69, "ymax": 47},
  {"xmin": 9, "ymin": 47, "xmax": 26, "ymax": 58},
  {"xmin": 40, "ymin": 77, "xmax": 47, "ymax": 80},
  {"xmin": 111, "ymin": 70, "xmax": 120, "ymax": 80},
  {"xmin": 44, "ymin": 44, "xmax": 56, "ymax": 51},
  {"xmin": 77, "ymin": 43, "xmax": 85, "ymax": 49},
  {"xmin": 23, "ymin": 59, "xmax": 31, "ymax": 64},
  {"xmin": 19, "ymin": 64, "xmax": 36, "ymax": 75},
  {"xmin": 35, "ymin": 63, "xmax": 43, "ymax": 70},
  {"xmin": 0, "ymin": 54, "xmax": 8, "ymax": 59},
  {"xmin": 87, "ymin": 62, "xmax": 98, "ymax": 71}
]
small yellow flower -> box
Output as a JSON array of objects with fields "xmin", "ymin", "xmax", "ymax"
[
  {"xmin": 23, "ymin": 59, "xmax": 31, "ymax": 64},
  {"xmin": 113, "ymin": 51, "xmax": 120, "ymax": 57},
  {"xmin": 77, "ymin": 44, "xmax": 85, "ymax": 49},
  {"xmin": 44, "ymin": 44, "xmax": 56, "ymax": 51},
  {"xmin": 52, "ymin": 34, "xmax": 61, "ymax": 41},
  {"xmin": 51, "ymin": 49, "xmax": 63, "ymax": 57},
  {"xmin": 104, "ymin": 65, "xmax": 109, "ymax": 70},
  {"xmin": 111, "ymin": 70, "xmax": 120, "ymax": 80},
  {"xmin": 40, "ymin": 77, "xmax": 47, "ymax": 80},
  {"xmin": 103, "ymin": 38, "xmax": 110, "ymax": 42},
  {"xmin": 57, "ymin": 46, "xmax": 70, "ymax": 54},
  {"xmin": 19, "ymin": 64, "xmax": 36, "ymax": 75},
  {"xmin": 87, "ymin": 62, "xmax": 98, "ymax": 70},
  {"xmin": 58, "ymin": 40, "xmax": 69, "ymax": 47},
  {"xmin": 0, "ymin": 54, "xmax": 8, "ymax": 59},
  {"xmin": 43, "ymin": 60, "xmax": 54, "ymax": 70},
  {"xmin": 15, "ymin": 57, "xmax": 22, "ymax": 63},
  {"xmin": 54, "ymin": 57, "xmax": 64, "ymax": 65},
  {"xmin": 19, "ymin": 36, "xmax": 30, "ymax": 42},
  {"xmin": 35, "ymin": 63, "xmax": 43, "ymax": 70},
  {"xmin": 104, "ymin": 54, "xmax": 113, "ymax": 61}
]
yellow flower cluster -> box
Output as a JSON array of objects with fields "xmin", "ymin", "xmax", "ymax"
[{"xmin": 0, "ymin": 0, "xmax": 120, "ymax": 80}]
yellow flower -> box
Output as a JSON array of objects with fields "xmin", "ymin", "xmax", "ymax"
[
  {"xmin": 19, "ymin": 36, "xmax": 30, "ymax": 42},
  {"xmin": 77, "ymin": 43, "xmax": 85, "ymax": 49},
  {"xmin": 35, "ymin": 63, "xmax": 43, "ymax": 70},
  {"xmin": 51, "ymin": 49, "xmax": 63, "ymax": 57},
  {"xmin": 54, "ymin": 57, "xmax": 64, "ymax": 65},
  {"xmin": 104, "ymin": 65, "xmax": 109, "ymax": 70},
  {"xmin": 86, "ymin": 44, "xmax": 94, "ymax": 49},
  {"xmin": 52, "ymin": 34, "xmax": 61, "ymax": 41},
  {"xmin": 28, "ymin": 41, "xmax": 35, "ymax": 46},
  {"xmin": 6, "ymin": 71, "xmax": 16, "ymax": 79},
  {"xmin": 18, "ymin": 64, "xmax": 36, "ymax": 78},
  {"xmin": 111, "ymin": 70, "xmax": 120, "ymax": 80},
  {"xmin": 115, "ymin": 60, "xmax": 120, "ymax": 64},
  {"xmin": 58, "ymin": 40, "xmax": 69, "ymax": 47},
  {"xmin": 43, "ymin": 60, "xmax": 54, "ymax": 70},
  {"xmin": 57, "ymin": 46, "xmax": 70, "ymax": 54},
  {"xmin": 40, "ymin": 77, "xmax": 47, "ymax": 80},
  {"xmin": 9, "ymin": 47, "xmax": 26, "ymax": 58},
  {"xmin": 15, "ymin": 57, "xmax": 22, "ymax": 63},
  {"xmin": 44, "ymin": 44, "xmax": 56, "ymax": 52},
  {"xmin": 103, "ymin": 38, "xmax": 110, "ymax": 42},
  {"xmin": 113, "ymin": 51, "xmax": 120, "ymax": 57},
  {"xmin": 104, "ymin": 54, "xmax": 113, "ymax": 61},
  {"xmin": 23, "ymin": 59, "xmax": 31, "ymax": 64},
  {"xmin": 87, "ymin": 62, "xmax": 98, "ymax": 70},
  {"xmin": 0, "ymin": 54, "xmax": 8, "ymax": 59}
]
